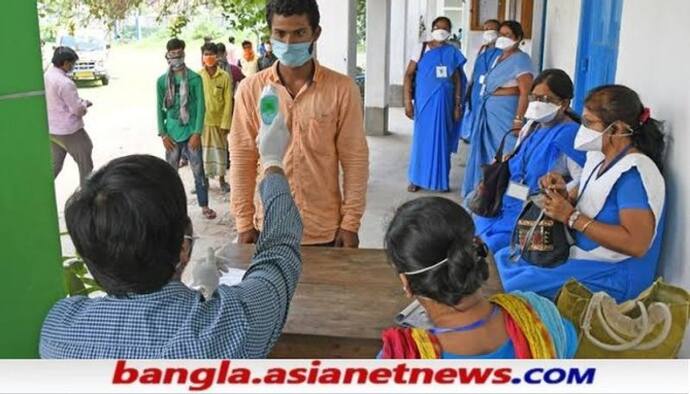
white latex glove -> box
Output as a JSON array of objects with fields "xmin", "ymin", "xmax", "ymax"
[
  {"xmin": 181, "ymin": 247, "xmax": 228, "ymax": 300},
  {"xmin": 257, "ymin": 111, "xmax": 290, "ymax": 169}
]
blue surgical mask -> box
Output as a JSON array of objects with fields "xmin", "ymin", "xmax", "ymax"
[{"xmin": 270, "ymin": 38, "xmax": 313, "ymax": 67}]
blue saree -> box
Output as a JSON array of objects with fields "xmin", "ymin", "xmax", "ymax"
[
  {"xmin": 460, "ymin": 47, "xmax": 502, "ymax": 141},
  {"xmin": 408, "ymin": 44, "xmax": 467, "ymax": 191},
  {"xmin": 461, "ymin": 51, "xmax": 534, "ymax": 198}
]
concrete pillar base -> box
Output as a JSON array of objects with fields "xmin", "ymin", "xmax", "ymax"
[{"xmin": 365, "ymin": 107, "xmax": 390, "ymax": 136}]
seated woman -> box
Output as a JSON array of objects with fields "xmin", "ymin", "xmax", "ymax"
[
  {"xmin": 474, "ymin": 69, "xmax": 586, "ymax": 253},
  {"xmin": 495, "ymin": 85, "xmax": 666, "ymax": 303},
  {"xmin": 379, "ymin": 197, "xmax": 577, "ymax": 359}
]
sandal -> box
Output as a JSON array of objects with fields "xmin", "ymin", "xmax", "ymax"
[
  {"xmin": 202, "ymin": 208, "xmax": 217, "ymax": 220},
  {"xmin": 407, "ymin": 184, "xmax": 421, "ymax": 193}
]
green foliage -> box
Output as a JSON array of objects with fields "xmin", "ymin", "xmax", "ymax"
[
  {"xmin": 356, "ymin": 0, "xmax": 366, "ymax": 46},
  {"xmin": 62, "ymin": 257, "xmax": 103, "ymax": 297}
]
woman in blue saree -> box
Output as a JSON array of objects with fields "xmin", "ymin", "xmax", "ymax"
[
  {"xmin": 495, "ymin": 85, "xmax": 667, "ymax": 303},
  {"xmin": 460, "ymin": 19, "xmax": 502, "ymax": 142},
  {"xmin": 475, "ymin": 69, "xmax": 586, "ymax": 253},
  {"xmin": 404, "ymin": 16, "xmax": 467, "ymax": 192},
  {"xmin": 462, "ymin": 21, "xmax": 535, "ymax": 199}
]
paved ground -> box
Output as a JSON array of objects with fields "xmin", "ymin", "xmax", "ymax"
[{"xmin": 55, "ymin": 43, "xmax": 468, "ymax": 259}]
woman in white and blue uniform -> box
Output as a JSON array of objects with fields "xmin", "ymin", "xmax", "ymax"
[{"xmin": 495, "ymin": 85, "xmax": 666, "ymax": 303}]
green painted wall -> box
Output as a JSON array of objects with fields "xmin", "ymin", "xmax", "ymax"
[{"xmin": 0, "ymin": 0, "xmax": 65, "ymax": 357}]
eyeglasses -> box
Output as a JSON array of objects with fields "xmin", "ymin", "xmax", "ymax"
[{"xmin": 528, "ymin": 94, "xmax": 562, "ymax": 105}]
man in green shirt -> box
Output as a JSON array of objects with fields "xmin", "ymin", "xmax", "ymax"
[{"xmin": 157, "ymin": 38, "xmax": 216, "ymax": 219}]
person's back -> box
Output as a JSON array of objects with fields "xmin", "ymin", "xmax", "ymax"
[
  {"xmin": 41, "ymin": 281, "xmax": 285, "ymax": 358},
  {"xmin": 41, "ymin": 152, "xmax": 302, "ymax": 359},
  {"xmin": 379, "ymin": 197, "xmax": 577, "ymax": 359}
]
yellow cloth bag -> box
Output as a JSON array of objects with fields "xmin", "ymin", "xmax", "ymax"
[{"xmin": 556, "ymin": 278, "xmax": 690, "ymax": 358}]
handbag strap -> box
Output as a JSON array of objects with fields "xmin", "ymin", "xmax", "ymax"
[
  {"xmin": 495, "ymin": 122, "xmax": 539, "ymax": 162},
  {"xmin": 418, "ymin": 42, "xmax": 428, "ymax": 62},
  {"xmin": 582, "ymin": 292, "xmax": 673, "ymax": 352}
]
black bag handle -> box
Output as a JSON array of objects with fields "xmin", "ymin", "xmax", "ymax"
[{"xmin": 494, "ymin": 131, "xmax": 514, "ymax": 162}]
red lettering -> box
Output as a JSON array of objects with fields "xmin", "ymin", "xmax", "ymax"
[
  {"xmin": 163, "ymin": 368, "xmax": 188, "ymax": 384},
  {"xmin": 140, "ymin": 368, "xmax": 162, "ymax": 384},
  {"xmin": 459, "ymin": 368, "xmax": 493, "ymax": 384},
  {"xmin": 227, "ymin": 368, "xmax": 251, "ymax": 384},
  {"xmin": 434, "ymin": 368, "xmax": 456, "ymax": 384},
  {"xmin": 393, "ymin": 363, "xmax": 409, "ymax": 384},
  {"xmin": 264, "ymin": 368, "xmax": 287, "ymax": 384},
  {"xmin": 492, "ymin": 368, "xmax": 512, "ymax": 384},
  {"xmin": 189, "ymin": 368, "xmax": 215, "ymax": 391},
  {"xmin": 287, "ymin": 368, "xmax": 307, "ymax": 384},
  {"xmin": 217, "ymin": 360, "xmax": 230, "ymax": 383},
  {"xmin": 409, "ymin": 368, "xmax": 434, "ymax": 384},
  {"xmin": 112, "ymin": 360, "xmax": 138, "ymax": 384},
  {"xmin": 369, "ymin": 368, "xmax": 392, "ymax": 384},
  {"xmin": 317, "ymin": 368, "xmax": 341, "ymax": 384},
  {"xmin": 342, "ymin": 368, "xmax": 368, "ymax": 384}
]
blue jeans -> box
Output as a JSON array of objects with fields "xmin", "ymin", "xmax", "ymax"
[{"xmin": 165, "ymin": 139, "xmax": 209, "ymax": 208}]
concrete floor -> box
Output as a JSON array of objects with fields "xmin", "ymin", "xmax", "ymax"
[{"xmin": 359, "ymin": 107, "xmax": 469, "ymax": 248}]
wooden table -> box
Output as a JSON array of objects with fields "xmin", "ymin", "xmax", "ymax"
[
  {"xmin": 217, "ymin": 244, "xmax": 504, "ymax": 359},
  {"xmin": 217, "ymin": 244, "xmax": 408, "ymax": 358}
]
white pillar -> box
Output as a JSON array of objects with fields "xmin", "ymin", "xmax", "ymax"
[
  {"xmin": 388, "ymin": 0, "xmax": 408, "ymax": 107},
  {"xmin": 365, "ymin": 0, "xmax": 392, "ymax": 136},
  {"xmin": 316, "ymin": 0, "xmax": 357, "ymax": 77}
]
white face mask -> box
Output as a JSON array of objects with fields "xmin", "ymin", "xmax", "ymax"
[
  {"xmin": 574, "ymin": 122, "xmax": 634, "ymax": 152},
  {"xmin": 525, "ymin": 101, "xmax": 561, "ymax": 123},
  {"xmin": 431, "ymin": 29, "xmax": 451, "ymax": 42},
  {"xmin": 574, "ymin": 124, "xmax": 608, "ymax": 151},
  {"xmin": 482, "ymin": 30, "xmax": 498, "ymax": 45},
  {"xmin": 495, "ymin": 36, "xmax": 517, "ymax": 50}
]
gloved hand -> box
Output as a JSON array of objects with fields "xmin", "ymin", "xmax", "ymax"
[
  {"xmin": 257, "ymin": 111, "xmax": 290, "ymax": 169},
  {"xmin": 181, "ymin": 247, "xmax": 228, "ymax": 300}
]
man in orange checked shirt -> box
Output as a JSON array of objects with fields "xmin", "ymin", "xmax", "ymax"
[{"xmin": 230, "ymin": 0, "xmax": 369, "ymax": 247}]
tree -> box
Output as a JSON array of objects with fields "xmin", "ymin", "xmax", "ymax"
[{"xmin": 356, "ymin": 0, "xmax": 366, "ymax": 47}]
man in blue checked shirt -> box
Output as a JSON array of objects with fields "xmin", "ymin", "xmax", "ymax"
[{"xmin": 40, "ymin": 111, "xmax": 301, "ymax": 359}]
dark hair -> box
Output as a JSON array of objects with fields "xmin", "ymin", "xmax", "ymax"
[
  {"xmin": 533, "ymin": 68, "xmax": 580, "ymax": 123},
  {"xmin": 241, "ymin": 40, "xmax": 252, "ymax": 48},
  {"xmin": 500, "ymin": 20, "xmax": 524, "ymax": 41},
  {"xmin": 51, "ymin": 46, "xmax": 78, "ymax": 67},
  {"xmin": 384, "ymin": 197, "xmax": 489, "ymax": 307},
  {"xmin": 229, "ymin": 36, "xmax": 236, "ymax": 44},
  {"xmin": 201, "ymin": 42, "xmax": 219, "ymax": 54},
  {"xmin": 266, "ymin": 0, "xmax": 321, "ymax": 31},
  {"xmin": 65, "ymin": 155, "xmax": 189, "ymax": 296},
  {"xmin": 217, "ymin": 43, "xmax": 226, "ymax": 53},
  {"xmin": 166, "ymin": 38, "xmax": 185, "ymax": 51},
  {"xmin": 484, "ymin": 19, "xmax": 500, "ymax": 29},
  {"xmin": 432, "ymin": 16, "xmax": 452, "ymax": 30},
  {"xmin": 585, "ymin": 85, "xmax": 666, "ymax": 171}
]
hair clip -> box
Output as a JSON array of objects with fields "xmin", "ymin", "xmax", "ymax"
[{"xmin": 639, "ymin": 107, "xmax": 651, "ymax": 125}]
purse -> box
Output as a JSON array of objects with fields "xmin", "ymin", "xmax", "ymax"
[
  {"xmin": 510, "ymin": 193, "xmax": 574, "ymax": 268},
  {"xmin": 556, "ymin": 279, "xmax": 690, "ymax": 358},
  {"xmin": 467, "ymin": 131, "xmax": 516, "ymax": 217}
]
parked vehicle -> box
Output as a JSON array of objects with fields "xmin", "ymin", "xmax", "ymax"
[{"xmin": 58, "ymin": 35, "xmax": 111, "ymax": 85}]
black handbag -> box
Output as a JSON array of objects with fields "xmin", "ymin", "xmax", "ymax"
[
  {"xmin": 510, "ymin": 193, "xmax": 574, "ymax": 268},
  {"xmin": 467, "ymin": 131, "xmax": 516, "ymax": 217}
]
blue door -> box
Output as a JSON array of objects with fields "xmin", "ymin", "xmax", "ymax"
[{"xmin": 573, "ymin": 0, "xmax": 623, "ymax": 113}]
